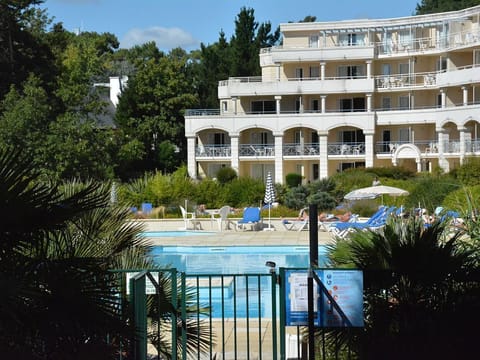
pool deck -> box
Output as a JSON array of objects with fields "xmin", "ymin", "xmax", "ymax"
[{"xmin": 132, "ymin": 218, "xmax": 336, "ymax": 247}]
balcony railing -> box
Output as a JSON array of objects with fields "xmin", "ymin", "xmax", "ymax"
[
  {"xmin": 196, "ymin": 145, "xmax": 231, "ymax": 157},
  {"xmin": 327, "ymin": 142, "xmax": 365, "ymax": 155},
  {"xmin": 196, "ymin": 140, "xmax": 480, "ymax": 159},
  {"xmin": 375, "ymin": 140, "xmax": 480, "ymax": 154},
  {"xmin": 261, "ymin": 28, "xmax": 480, "ymax": 56},
  {"xmin": 239, "ymin": 144, "xmax": 275, "ymax": 157},
  {"xmin": 283, "ymin": 143, "xmax": 319, "ymax": 156}
]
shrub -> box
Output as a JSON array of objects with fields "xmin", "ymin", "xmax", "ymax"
[
  {"xmin": 307, "ymin": 191, "xmax": 337, "ymax": 211},
  {"xmin": 285, "ymin": 173, "xmax": 303, "ymax": 187},
  {"xmin": 216, "ymin": 166, "xmax": 237, "ymax": 184},
  {"xmin": 405, "ymin": 176, "xmax": 459, "ymax": 211},
  {"xmin": 452, "ymin": 157, "xmax": 480, "ymax": 186},
  {"xmin": 222, "ymin": 177, "xmax": 264, "ymax": 208},
  {"xmin": 284, "ymin": 185, "xmax": 308, "ymax": 209},
  {"xmin": 307, "ymin": 178, "xmax": 336, "ymax": 193}
]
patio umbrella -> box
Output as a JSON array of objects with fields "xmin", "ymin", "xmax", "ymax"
[
  {"xmin": 344, "ymin": 185, "xmax": 409, "ymax": 202},
  {"xmin": 263, "ymin": 172, "xmax": 276, "ymax": 230}
]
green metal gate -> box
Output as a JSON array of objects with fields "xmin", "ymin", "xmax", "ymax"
[{"xmin": 125, "ymin": 269, "xmax": 284, "ymax": 359}]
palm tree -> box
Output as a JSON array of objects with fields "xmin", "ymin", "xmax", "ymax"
[
  {"xmin": 326, "ymin": 216, "xmax": 478, "ymax": 360},
  {"xmin": 0, "ymin": 148, "xmax": 211, "ymax": 359}
]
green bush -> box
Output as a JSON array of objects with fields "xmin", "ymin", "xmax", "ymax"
[
  {"xmin": 284, "ymin": 185, "xmax": 308, "ymax": 209},
  {"xmin": 216, "ymin": 166, "xmax": 237, "ymax": 184},
  {"xmin": 307, "ymin": 191, "xmax": 337, "ymax": 211},
  {"xmin": 285, "ymin": 173, "xmax": 303, "ymax": 187},
  {"xmin": 452, "ymin": 157, "xmax": 480, "ymax": 186},
  {"xmin": 405, "ymin": 176, "xmax": 459, "ymax": 211},
  {"xmin": 222, "ymin": 177, "xmax": 264, "ymax": 208}
]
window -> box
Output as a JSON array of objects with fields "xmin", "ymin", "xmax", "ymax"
[
  {"xmin": 398, "ymin": 30, "xmax": 412, "ymax": 49},
  {"xmin": 312, "ymin": 164, "xmax": 319, "ymax": 180},
  {"xmin": 311, "ymin": 99, "xmax": 319, "ymax": 112},
  {"xmin": 339, "ymin": 162, "xmax": 366, "ymax": 172},
  {"xmin": 339, "ymin": 97, "xmax": 365, "ymax": 112},
  {"xmin": 436, "ymin": 57, "xmax": 447, "ymax": 72},
  {"xmin": 437, "ymin": 93, "xmax": 443, "ymax": 108},
  {"xmin": 295, "ymin": 68, "xmax": 303, "ymax": 80},
  {"xmin": 382, "ymin": 97, "xmax": 392, "ymax": 110},
  {"xmin": 251, "ymin": 164, "xmax": 274, "ymax": 181},
  {"xmin": 309, "ymin": 35, "xmax": 319, "ymax": 48},
  {"xmin": 382, "ymin": 130, "xmax": 391, "ymax": 152},
  {"xmin": 399, "ymin": 95, "xmax": 410, "ymax": 110},
  {"xmin": 382, "ymin": 63, "xmax": 392, "ymax": 76},
  {"xmin": 294, "ymin": 131, "xmax": 303, "ymax": 144},
  {"xmin": 339, "ymin": 33, "xmax": 363, "ymax": 46},
  {"xmin": 214, "ymin": 133, "xmax": 226, "ymax": 145},
  {"xmin": 251, "ymin": 100, "xmax": 276, "ymax": 114},
  {"xmin": 474, "ymin": 50, "xmax": 480, "ymax": 66},
  {"xmin": 340, "ymin": 130, "xmax": 365, "ymax": 143},
  {"xmin": 338, "ymin": 65, "xmax": 365, "ymax": 79},
  {"xmin": 399, "ymin": 128, "xmax": 411, "ymax": 142},
  {"xmin": 260, "ymin": 132, "xmax": 269, "ymax": 145},
  {"xmin": 309, "ymin": 66, "xmax": 320, "ymax": 79},
  {"xmin": 222, "ymin": 101, "xmax": 228, "ymax": 112},
  {"xmin": 399, "ymin": 63, "xmax": 409, "ymax": 75}
]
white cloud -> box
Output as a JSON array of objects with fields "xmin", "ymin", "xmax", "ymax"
[{"xmin": 121, "ymin": 26, "xmax": 199, "ymax": 50}]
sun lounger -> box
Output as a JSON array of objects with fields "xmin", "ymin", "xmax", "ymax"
[
  {"xmin": 236, "ymin": 207, "xmax": 262, "ymax": 231},
  {"xmin": 329, "ymin": 206, "xmax": 394, "ymax": 238}
]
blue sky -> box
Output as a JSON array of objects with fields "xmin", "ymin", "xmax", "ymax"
[{"xmin": 41, "ymin": 0, "xmax": 421, "ymax": 51}]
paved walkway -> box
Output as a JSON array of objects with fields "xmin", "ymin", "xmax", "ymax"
[{"xmin": 133, "ymin": 218, "xmax": 336, "ymax": 247}]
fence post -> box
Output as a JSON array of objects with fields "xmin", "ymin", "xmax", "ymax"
[{"xmin": 130, "ymin": 272, "xmax": 147, "ymax": 360}]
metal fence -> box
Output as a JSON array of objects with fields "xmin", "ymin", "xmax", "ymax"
[{"xmin": 114, "ymin": 269, "xmax": 355, "ymax": 360}]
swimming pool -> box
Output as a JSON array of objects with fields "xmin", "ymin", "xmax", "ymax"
[
  {"xmin": 149, "ymin": 245, "xmax": 327, "ymax": 273},
  {"xmin": 141, "ymin": 230, "xmax": 216, "ymax": 237}
]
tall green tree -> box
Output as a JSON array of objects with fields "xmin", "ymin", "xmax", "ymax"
[
  {"xmin": 115, "ymin": 45, "xmax": 197, "ymax": 179},
  {"xmin": 230, "ymin": 7, "xmax": 280, "ymax": 77},
  {"xmin": 0, "ymin": 74, "xmax": 51, "ymax": 154},
  {"xmin": 415, "ymin": 0, "xmax": 480, "ymax": 14},
  {"xmin": 195, "ymin": 30, "xmax": 232, "ymax": 108},
  {"xmin": 0, "ymin": 0, "xmax": 55, "ymax": 98}
]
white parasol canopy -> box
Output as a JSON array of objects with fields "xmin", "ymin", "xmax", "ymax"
[{"xmin": 344, "ymin": 185, "xmax": 409, "ymax": 201}]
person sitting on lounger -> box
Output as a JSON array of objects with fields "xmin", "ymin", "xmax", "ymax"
[
  {"xmin": 319, "ymin": 211, "xmax": 352, "ymax": 222},
  {"xmin": 282, "ymin": 208, "xmax": 308, "ymax": 225}
]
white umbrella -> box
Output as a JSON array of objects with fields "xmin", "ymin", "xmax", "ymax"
[
  {"xmin": 263, "ymin": 172, "xmax": 276, "ymax": 230},
  {"xmin": 344, "ymin": 185, "xmax": 409, "ymax": 201}
]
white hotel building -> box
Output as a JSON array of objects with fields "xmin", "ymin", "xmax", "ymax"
[{"xmin": 184, "ymin": 5, "xmax": 480, "ymax": 184}]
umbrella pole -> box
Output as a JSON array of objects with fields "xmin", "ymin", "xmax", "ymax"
[{"xmin": 264, "ymin": 204, "xmax": 275, "ymax": 231}]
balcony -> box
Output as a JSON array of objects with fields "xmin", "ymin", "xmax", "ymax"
[
  {"xmin": 196, "ymin": 145, "xmax": 231, "ymax": 158},
  {"xmin": 218, "ymin": 76, "xmax": 375, "ymax": 97},
  {"xmin": 327, "ymin": 142, "xmax": 365, "ymax": 156},
  {"xmin": 239, "ymin": 144, "xmax": 275, "ymax": 157},
  {"xmin": 375, "ymin": 139, "xmax": 480, "ymax": 155},
  {"xmin": 260, "ymin": 28, "xmax": 480, "ymax": 62},
  {"xmin": 283, "ymin": 143, "xmax": 319, "ymax": 156}
]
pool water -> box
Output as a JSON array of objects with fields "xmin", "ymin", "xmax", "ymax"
[
  {"xmin": 149, "ymin": 245, "xmax": 327, "ymax": 273},
  {"xmin": 149, "ymin": 245, "xmax": 328, "ymax": 318},
  {"xmin": 141, "ymin": 231, "xmax": 215, "ymax": 237}
]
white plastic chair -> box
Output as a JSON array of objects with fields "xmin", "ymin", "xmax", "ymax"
[
  {"xmin": 216, "ymin": 206, "xmax": 233, "ymax": 231},
  {"xmin": 180, "ymin": 205, "xmax": 202, "ymax": 230}
]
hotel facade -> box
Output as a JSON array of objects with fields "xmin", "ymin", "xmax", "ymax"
[{"xmin": 184, "ymin": 6, "xmax": 480, "ymax": 184}]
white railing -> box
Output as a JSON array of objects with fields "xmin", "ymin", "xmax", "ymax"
[
  {"xmin": 260, "ymin": 28, "xmax": 480, "ymax": 55},
  {"xmin": 196, "ymin": 145, "xmax": 231, "ymax": 157}
]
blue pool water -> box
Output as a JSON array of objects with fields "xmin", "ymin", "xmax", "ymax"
[
  {"xmin": 141, "ymin": 231, "xmax": 215, "ymax": 237},
  {"xmin": 148, "ymin": 245, "xmax": 328, "ymax": 318},
  {"xmin": 149, "ymin": 245, "xmax": 327, "ymax": 273}
]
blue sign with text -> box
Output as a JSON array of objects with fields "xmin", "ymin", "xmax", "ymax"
[{"xmin": 284, "ymin": 269, "xmax": 364, "ymax": 327}]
